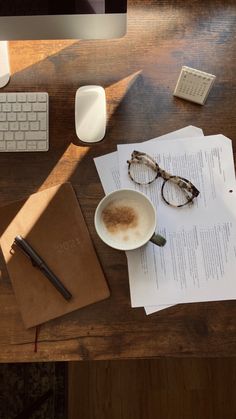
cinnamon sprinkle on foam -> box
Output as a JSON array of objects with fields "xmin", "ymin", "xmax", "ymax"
[{"xmin": 102, "ymin": 202, "xmax": 138, "ymax": 233}]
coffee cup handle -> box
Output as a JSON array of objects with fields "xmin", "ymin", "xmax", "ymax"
[{"xmin": 150, "ymin": 233, "xmax": 166, "ymax": 247}]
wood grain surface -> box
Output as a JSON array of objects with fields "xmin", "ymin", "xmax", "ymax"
[
  {"xmin": 0, "ymin": 0, "xmax": 235, "ymax": 362},
  {"xmin": 68, "ymin": 358, "xmax": 236, "ymax": 419}
]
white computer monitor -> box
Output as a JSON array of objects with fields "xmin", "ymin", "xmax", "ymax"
[
  {"xmin": 0, "ymin": 1, "xmax": 127, "ymax": 87},
  {"xmin": 0, "ymin": 1, "xmax": 127, "ymax": 40}
]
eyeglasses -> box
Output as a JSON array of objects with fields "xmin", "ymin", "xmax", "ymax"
[{"xmin": 127, "ymin": 150, "xmax": 200, "ymax": 208}]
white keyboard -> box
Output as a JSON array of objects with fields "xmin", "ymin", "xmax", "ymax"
[{"xmin": 0, "ymin": 92, "xmax": 49, "ymax": 152}]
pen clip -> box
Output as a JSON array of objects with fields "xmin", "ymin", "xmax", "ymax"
[{"xmin": 11, "ymin": 239, "xmax": 39, "ymax": 268}]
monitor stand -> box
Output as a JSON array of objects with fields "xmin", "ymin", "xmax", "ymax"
[{"xmin": 0, "ymin": 41, "xmax": 10, "ymax": 88}]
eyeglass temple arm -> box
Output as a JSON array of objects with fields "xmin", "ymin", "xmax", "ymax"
[{"xmin": 128, "ymin": 151, "xmax": 160, "ymax": 172}]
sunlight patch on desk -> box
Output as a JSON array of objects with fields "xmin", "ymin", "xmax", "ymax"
[
  {"xmin": 38, "ymin": 143, "xmax": 90, "ymax": 191},
  {"xmin": 9, "ymin": 40, "xmax": 77, "ymax": 74},
  {"xmin": 4, "ymin": 177, "xmax": 90, "ymax": 264},
  {"xmin": 106, "ymin": 71, "xmax": 142, "ymax": 121},
  {"xmin": 2, "ymin": 190, "xmax": 60, "ymax": 264}
]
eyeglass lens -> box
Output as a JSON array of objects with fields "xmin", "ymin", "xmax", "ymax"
[
  {"xmin": 161, "ymin": 178, "xmax": 194, "ymax": 207},
  {"xmin": 129, "ymin": 161, "xmax": 157, "ymax": 185}
]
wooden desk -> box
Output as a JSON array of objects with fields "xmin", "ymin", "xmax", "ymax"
[{"xmin": 0, "ymin": 0, "xmax": 235, "ymax": 362}]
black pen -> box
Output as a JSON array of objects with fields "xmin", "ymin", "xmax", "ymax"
[{"xmin": 12, "ymin": 235, "xmax": 72, "ymax": 301}]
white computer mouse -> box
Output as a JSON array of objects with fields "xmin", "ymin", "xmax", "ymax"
[
  {"xmin": 75, "ymin": 85, "xmax": 106, "ymax": 143},
  {"xmin": 0, "ymin": 41, "xmax": 10, "ymax": 88}
]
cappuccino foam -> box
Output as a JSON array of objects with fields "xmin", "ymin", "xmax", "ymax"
[{"xmin": 101, "ymin": 198, "xmax": 154, "ymax": 247}]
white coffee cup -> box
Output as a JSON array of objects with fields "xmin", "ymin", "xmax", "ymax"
[{"xmin": 94, "ymin": 189, "xmax": 166, "ymax": 251}]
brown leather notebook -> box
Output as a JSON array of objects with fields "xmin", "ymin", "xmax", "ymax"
[{"xmin": 0, "ymin": 183, "xmax": 110, "ymax": 328}]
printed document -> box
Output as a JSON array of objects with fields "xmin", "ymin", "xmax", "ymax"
[
  {"xmin": 118, "ymin": 135, "xmax": 236, "ymax": 307},
  {"xmin": 94, "ymin": 126, "xmax": 204, "ymax": 313}
]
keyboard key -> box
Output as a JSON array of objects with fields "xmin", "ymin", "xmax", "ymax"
[
  {"xmin": 37, "ymin": 93, "xmax": 48, "ymax": 102},
  {"xmin": 7, "ymin": 93, "xmax": 17, "ymax": 102},
  {"xmin": 27, "ymin": 144, "xmax": 37, "ymax": 150},
  {"xmin": 38, "ymin": 112, "xmax": 46, "ymax": 121},
  {"xmin": 15, "ymin": 131, "xmax": 24, "ymax": 141},
  {"xmin": 17, "ymin": 141, "xmax": 26, "ymax": 150},
  {"xmin": 0, "ymin": 141, "xmax": 6, "ymax": 149},
  {"xmin": 27, "ymin": 93, "xmax": 37, "ymax": 102},
  {"xmin": 33, "ymin": 103, "xmax": 47, "ymax": 112},
  {"xmin": 27, "ymin": 141, "xmax": 37, "ymax": 147},
  {"xmin": 37, "ymin": 141, "xmax": 48, "ymax": 150},
  {"xmin": 27, "ymin": 141, "xmax": 37, "ymax": 150},
  {"xmin": 12, "ymin": 103, "xmax": 21, "ymax": 112},
  {"xmin": 10, "ymin": 122, "xmax": 19, "ymax": 131},
  {"xmin": 28, "ymin": 112, "xmax": 37, "ymax": 121},
  {"xmin": 40, "ymin": 120, "xmax": 47, "ymax": 131},
  {"xmin": 4, "ymin": 131, "xmax": 14, "ymax": 141},
  {"xmin": 0, "ymin": 132, "xmax": 3, "ymax": 140},
  {"xmin": 6, "ymin": 141, "xmax": 16, "ymax": 150},
  {"xmin": 17, "ymin": 112, "xmax": 27, "ymax": 121},
  {"xmin": 17, "ymin": 93, "xmax": 27, "ymax": 102},
  {"xmin": 22, "ymin": 103, "xmax": 32, "ymax": 112},
  {"xmin": 0, "ymin": 94, "xmax": 6, "ymax": 102},
  {"xmin": 25, "ymin": 131, "xmax": 47, "ymax": 140},
  {"xmin": 7, "ymin": 113, "xmax": 17, "ymax": 122},
  {"xmin": 0, "ymin": 122, "xmax": 8, "ymax": 131},
  {"xmin": 2, "ymin": 103, "xmax": 11, "ymax": 112},
  {"xmin": 0, "ymin": 113, "xmax": 6, "ymax": 122},
  {"xmin": 20, "ymin": 122, "xmax": 29, "ymax": 131},
  {"xmin": 38, "ymin": 113, "xmax": 47, "ymax": 130},
  {"xmin": 30, "ymin": 121, "xmax": 40, "ymax": 131}
]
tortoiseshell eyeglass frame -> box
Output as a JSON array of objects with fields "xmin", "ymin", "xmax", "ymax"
[{"xmin": 127, "ymin": 150, "xmax": 200, "ymax": 208}]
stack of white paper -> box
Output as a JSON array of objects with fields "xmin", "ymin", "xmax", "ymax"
[{"xmin": 94, "ymin": 127, "xmax": 236, "ymax": 315}]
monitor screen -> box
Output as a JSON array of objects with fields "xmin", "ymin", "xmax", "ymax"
[
  {"xmin": 0, "ymin": 0, "xmax": 127, "ymax": 40},
  {"xmin": 0, "ymin": 1, "xmax": 127, "ymax": 16}
]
